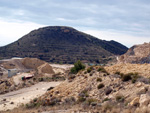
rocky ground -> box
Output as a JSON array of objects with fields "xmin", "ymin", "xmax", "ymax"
[
  {"xmin": 5, "ymin": 64, "xmax": 150, "ymax": 113},
  {"xmin": 0, "ymin": 58, "xmax": 70, "ymax": 95},
  {"xmin": 1, "ymin": 57, "xmax": 150, "ymax": 113},
  {"xmin": 0, "ymin": 82, "xmax": 61, "ymax": 111}
]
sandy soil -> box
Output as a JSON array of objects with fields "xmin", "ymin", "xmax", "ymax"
[
  {"xmin": 50, "ymin": 64, "xmax": 73, "ymax": 74},
  {"xmin": 0, "ymin": 82, "xmax": 61, "ymax": 111},
  {"xmin": 50, "ymin": 64, "xmax": 73, "ymax": 70}
]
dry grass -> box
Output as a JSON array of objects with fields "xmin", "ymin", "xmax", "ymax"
[{"xmin": 105, "ymin": 63, "xmax": 150, "ymax": 77}]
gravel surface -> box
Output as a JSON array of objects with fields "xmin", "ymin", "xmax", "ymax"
[{"xmin": 0, "ymin": 82, "xmax": 61, "ymax": 111}]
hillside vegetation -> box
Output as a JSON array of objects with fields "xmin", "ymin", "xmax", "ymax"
[{"xmin": 0, "ymin": 26, "xmax": 128, "ymax": 64}]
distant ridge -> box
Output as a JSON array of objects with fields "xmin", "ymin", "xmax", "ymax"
[{"xmin": 0, "ymin": 26, "xmax": 128, "ymax": 64}]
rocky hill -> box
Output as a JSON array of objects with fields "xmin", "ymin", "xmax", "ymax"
[
  {"xmin": 16, "ymin": 64, "xmax": 150, "ymax": 113},
  {"xmin": 118, "ymin": 42, "xmax": 150, "ymax": 64},
  {"xmin": 0, "ymin": 26, "xmax": 128, "ymax": 64}
]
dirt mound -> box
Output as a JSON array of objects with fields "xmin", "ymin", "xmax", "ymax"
[
  {"xmin": 105, "ymin": 63, "xmax": 150, "ymax": 77},
  {"xmin": 118, "ymin": 42, "xmax": 150, "ymax": 63},
  {"xmin": 22, "ymin": 58, "xmax": 45, "ymax": 69},
  {"xmin": 2, "ymin": 59, "xmax": 26, "ymax": 70},
  {"xmin": 38, "ymin": 63, "xmax": 55, "ymax": 75}
]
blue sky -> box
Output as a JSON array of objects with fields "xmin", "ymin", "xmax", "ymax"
[{"xmin": 0, "ymin": 0, "xmax": 150, "ymax": 47}]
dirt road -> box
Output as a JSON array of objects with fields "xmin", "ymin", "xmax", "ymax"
[{"xmin": 0, "ymin": 82, "xmax": 61, "ymax": 111}]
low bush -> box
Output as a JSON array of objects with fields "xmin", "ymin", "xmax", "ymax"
[
  {"xmin": 103, "ymin": 98, "xmax": 110, "ymax": 102},
  {"xmin": 78, "ymin": 97, "xmax": 86, "ymax": 102},
  {"xmin": 79, "ymin": 90, "xmax": 89, "ymax": 97},
  {"xmin": 64, "ymin": 97, "xmax": 76, "ymax": 104},
  {"xmin": 121, "ymin": 72, "xmax": 139, "ymax": 82},
  {"xmin": 121, "ymin": 74, "xmax": 132, "ymax": 81},
  {"xmin": 70, "ymin": 60, "xmax": 85, "ymax": 74},
  {"xmin": 97, "ymin": 67, "xmax": 109, "ymax": 74},
  {"xmin": 105, "ymin": 87, "xmax": 112, "ymax": 95},
  {"xmin": 116, "ymin": 95, "xmax": 124, "ymax": 102},
  {"xmin": 87, "ymin": 67, "xmax": 93, "ymax": 73},
  {"xmin": 97, "ymin": 83, "xmax": 105, "ymax": 89},
  {"xmin": 97, "ymin": 78, "xmax": 102, "ymax": 82},
  {"xmin": 115, "ymin": 71, "xmax": 120, "ymax": 75},
  {"xmin": 86, "ymin": 98, "xmax": 97, "ymax": 105}
]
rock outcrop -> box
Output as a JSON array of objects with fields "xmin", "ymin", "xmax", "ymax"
[{"xmin": 118, "ymin": 42, "xmax": 150, "ymax": 64}]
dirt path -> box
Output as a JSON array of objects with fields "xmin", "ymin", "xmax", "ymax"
[{"xmin": 0, "ymin": 82, "xmax": 61, "ymax": 111}]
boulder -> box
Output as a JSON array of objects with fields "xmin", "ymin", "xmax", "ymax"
[
  {"xmin": 137, "ymin": 87, "xmax": 147, "ymax": 95},
  {"xmin": 136, "ymin": 82, "xmax": 142, "ymax": 88},
  {"xmin": 139, "ymin": 94, "xmax": 150, "ymax": 107},
  {"xmin": 105, "ymin": 87, "xmax": 112, "ymax": 95}
]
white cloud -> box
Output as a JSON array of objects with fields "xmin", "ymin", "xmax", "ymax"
[
  {"xmin": 83, "ymin": 30, "xmax": 150, "ymax": 47},
  {"xmin": 0, "ymin": 19, "xmax": 45, "ymax": 46}
]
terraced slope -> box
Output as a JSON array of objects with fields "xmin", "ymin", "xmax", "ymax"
[{"xmin": 0, "ymin": 26, "xmax": 128, "ymax": 64}]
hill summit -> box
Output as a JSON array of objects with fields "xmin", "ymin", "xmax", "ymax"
[{"xmin": 0, "ymin": 26, "xmax": 128, "ymax": 63}]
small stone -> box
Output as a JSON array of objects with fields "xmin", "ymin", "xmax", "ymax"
[
  {"xmin": 136, "ymin": 82, "xmax": 142, "ymax": 88},
  {"xmin": 55, "ymin": 90, "xmax": 59, "ymax": 94},
  {"xmin": 91, "ymin": 102, "xmax": 97, "ymax": 106},
  {"xmin": 10, "ymin": 102, "xmax": 14, "ymax": 104},
  {"xmin": 105, "ymin": 87, "xmax": 112, "ymax": 95},
  {"xmin": 137, "ymin": 87, "xmax": 146, "ymax": 95},
  {"xmin": 3, "ymin": 99, "xmax": 6, "ymax": 101},
  {"xmin": 129, "ymin": 97, "xmax": 140, "ymax": 106}
]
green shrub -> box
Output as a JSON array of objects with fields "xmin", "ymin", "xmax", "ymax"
[
  {"xmin": 70, "ymin": 67, "xmax": 77, "ymax": 74},
  {"xmin": 121, "ymin": 72, "xmax": 139, "ymax": 82},
  {"xmin": 87, "ymin": 67, "xmax": 93, "ymax": 73},
  {"xmin": 121, "ymin": 74, "xmax": 132, "ymax": 81},
  {"xmin": 97, "ymin": 83, "xmax": 105, "ymax": 89},
  {"xmin": 33, "ymin": 98, "xmax": 38, "ymax": 102},
  {"xmin": 80, "ymin": 90, "xmax": 89, "ymax": 97},
  {"xmin": 120, "ymin": 73, "xmax": 124, "ymax": 77},
  {"xmin": 132, "ymin": 78, "xmax": 136, "ymax": 83},
  {"xmin": 38, "ymin": 77, "xmax": 44, "ymax": 82},
  {"xmin": 86, "ymin": 98, "xmax": 97, "ymax": 105},
  {"xmin": 116, "ymin": 95, "xmax": 124, "ymax": 102},
  {"xmin": 84, "ymin": 71, "xmax": 87, "ymax": 74},
  {"xmin": 97, "ymin": 78, "xmax": 102, "ymax": 82},
  {"xmin": 78, "ymin": 97, "xmax": 86, "ymax": 102},
  {"xmin": 103, "ymin": 98, "xmax": 110, "ymax": 102},
  {"xmin": 70, "ymin": 60, "xmax": 85, "ymax": 74},
  {"xmin": 97, "ymin": 67, "xmax": 109, "ymax": 75},
  {"xmin": 131, "ymin": 73, "xmax": 139, "ymax": 83},
  {"xmin": 115, "ymin": 71, "xmax": 120, "ymax": 75}
]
